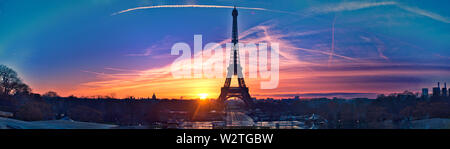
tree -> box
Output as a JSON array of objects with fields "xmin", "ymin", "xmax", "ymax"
[
  {"xmin": 12, "ymin": 83, "xmax": 31, "ymax": 95},
  {"xmin": 0, "ymin": 65, "xmax": 31, "ymax": 96}
]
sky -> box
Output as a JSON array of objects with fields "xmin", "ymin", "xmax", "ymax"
[{"xmin": 0, "ymin": 0, "xmax": 449, "ymax": 99}]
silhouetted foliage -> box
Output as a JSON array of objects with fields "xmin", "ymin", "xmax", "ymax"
[
  {"xmin": 68, "ymin": 105, "xmax": 103, "ymax": 123},
  {"xmin": 14, "ymin": 101, "xmax": 52, "ymax": 121}
]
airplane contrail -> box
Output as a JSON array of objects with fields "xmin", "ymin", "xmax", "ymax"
[
  {"xmin": 308, "ymin": 1, "xmax": 449, "ymax": 23},
  {"xmin": 111, "ymin": 4, "xmax": 293, "ymax": 16},
  {"xmin": 328, "ymin": 15, "xmax": 336, "ymax": 67}
]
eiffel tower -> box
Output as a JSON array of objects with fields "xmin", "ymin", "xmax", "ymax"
[{"xmin": 218, "ymin": 7, "xmax": 253, "ymax": 107}]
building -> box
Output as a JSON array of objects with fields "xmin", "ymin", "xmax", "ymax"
[
  {"xmin": 432, "ymin": 87, "xmax": 440, "ymax": 96},
  {"xmin": 432, "ymin": 82, "xmax": 441, "ymax": 97},
  {"xmin": 442, "ymin": 83, "xmax": 448, "ymax": 96},
  {"xmin": 422, "ymin": 88, "xmax": 429, "ymax": 98}
]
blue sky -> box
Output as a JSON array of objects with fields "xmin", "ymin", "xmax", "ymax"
[{"xmin": 0, "ymin": 0, "xmax": 449, "ymax": 98}]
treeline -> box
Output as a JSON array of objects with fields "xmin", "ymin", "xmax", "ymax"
[
  {"xmin": 0, "ymin": 92, "xmax": 224, "ymax": 125},
  {"xmin": 252, "ymin": 92, "xmax": 450, "ymax": 129},
  {"xmin": 0, "ymin": 93, "xmax": 226, "ymax": 125}
]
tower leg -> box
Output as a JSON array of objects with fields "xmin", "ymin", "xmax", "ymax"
[{"xmin": 240, "ymin": 89, "xmax": 253, "ymax": 108}]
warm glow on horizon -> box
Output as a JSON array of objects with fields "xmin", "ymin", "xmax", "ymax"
[
  {"xmin": 10, "ymin": 1, "xmax": 448, "ymax": 100},
  {"xmin": 198, "ymin": 93, "xmax": 208, "ymax": 100}
]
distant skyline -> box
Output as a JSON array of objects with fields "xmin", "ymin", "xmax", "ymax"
[{"xmin": 0, "ymin": 0, "xmax": 449, "ymax": 99}]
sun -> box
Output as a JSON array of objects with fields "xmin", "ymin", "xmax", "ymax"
[{"xmin": 198, "ymin": 93, "xmax": 208, "ymax": 100}]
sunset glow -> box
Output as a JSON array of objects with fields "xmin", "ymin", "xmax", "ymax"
[{"xmin": 0, "ymin": 1, "xmax": 448, "ymax": 99}]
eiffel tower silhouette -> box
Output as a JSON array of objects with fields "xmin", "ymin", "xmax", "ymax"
[{"xmin": 217, "ymin": 7, "xmax": 253, "ymax": 107}]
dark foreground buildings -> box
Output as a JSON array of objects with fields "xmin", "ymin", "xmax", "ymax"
[{"xmin": 428, "ymin": 82, "xmax": 449, "ymax": 97}]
